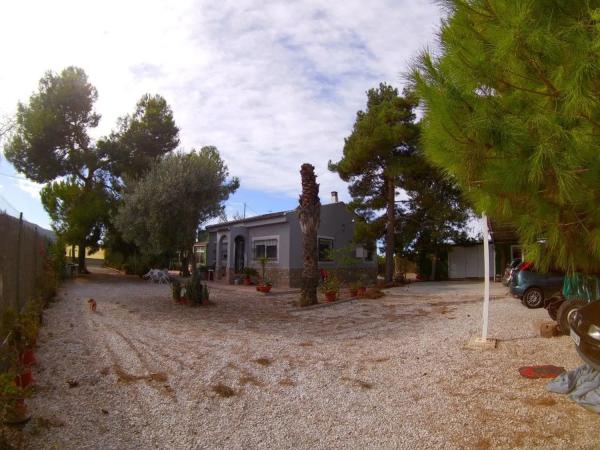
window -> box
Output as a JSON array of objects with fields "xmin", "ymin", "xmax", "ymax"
[
  {"xmin": 318, "ymin": 238, "xmax": 334, "ymax": 261},
  {"xmin": 253, "ymin": 239, "xmax": 278, "ymax": 260},
  {"xmin": 220, "ymin": 240, "xmax": 228, "ymax": 261},
  {"xmin": 511, "ymin": 245, "xmax": 522, "ymax": 261},
  {"xmin": 194, "ymin": 246, "xmax": 207, "ymax": 265}
]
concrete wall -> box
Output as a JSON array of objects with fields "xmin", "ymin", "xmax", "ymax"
[
  {"xmin": 288, "ymin": 202, "xmax": 376, "ymax": 271},
  {"xmin": 247, "ymin": 222, "xmax": 291, "ymax": 271},
  {"xmin": 448, "ymin": 244, "xmax": 495, "ymax": 279}
]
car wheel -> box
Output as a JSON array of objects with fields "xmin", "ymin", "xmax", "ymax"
[
  {"xmin": 545, "ymin": 295, "xmax": 564, "ymax": 321},
  {"xmin": 557, "ymin": 299, "xmax": 587, "ymax": 335},
  {"xmin": 522, "ymin": 287, "xmax": 544, "ymax": 308}
]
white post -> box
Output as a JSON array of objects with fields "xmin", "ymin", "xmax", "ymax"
[{"xmin": 482, "ymin": 214, "xmax": 490, "ymax": 340}]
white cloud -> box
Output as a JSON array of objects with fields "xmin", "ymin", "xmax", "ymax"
[
  {"xmin": 0, "ymin": 0, "xmax": 442, "ymax": 202},
  {"xmin": 15, "ymin": 176, "xmax": 43, "ymax": 199}
]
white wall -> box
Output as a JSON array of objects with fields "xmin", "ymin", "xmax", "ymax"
[{"xmin": 448, "ymin": 244, "xmax": 495, "ymax": 279}]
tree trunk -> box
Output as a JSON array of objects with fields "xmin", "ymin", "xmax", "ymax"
[
  {"xmin": 298, "ymin": 164, "xmax": 321, "ymax": 306},
  {"xmin": 78, "ymin": 238, "xmax": 88, "ymax": 274},
  {"xmin": 385, "ymin": 176, "xmax": 395, "ymax": 283},
  {"xmin": 181, "ymin": 250, "xmax": 191, "ymax": 277},
  {"xmin": 431, "ymin": 251, "xmax": 437, "ymax": 281}
]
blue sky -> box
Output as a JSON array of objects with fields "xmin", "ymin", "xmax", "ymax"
[{"xmin": 0, "ymin": 0, "xmax": 443, "ymax": 230}]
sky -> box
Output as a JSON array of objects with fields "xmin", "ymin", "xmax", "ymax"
[{"xmin": 0, "ymin": 0, "xmax": 443, "ymax": 230}]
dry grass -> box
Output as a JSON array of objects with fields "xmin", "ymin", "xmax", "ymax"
[
  {"xmin": 113, "ymin": 365, "xmax": 167, "ymax": 384},
  {"xmin": 341, "ymin": 377, "xmax": 373, "ymax": 390},
  {"xmin": 298, "ymin": 341, "xmax": 313, "ymax": 347},
  {"xmin": 278, "ymin": 378, "xmax": 296, "ymax": 387},
  {"xmin": 212, "ymin": 383, "xmax": 236, "ymax": 398},
  {"xmin": 239, "ymin": 375, "xmax": 264, "ymax": 387},
  {"xmin": 253, "ymin": 358, "xmax": 272, "ymax": 366}
]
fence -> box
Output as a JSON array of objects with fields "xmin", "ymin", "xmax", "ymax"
[{"xmin": 0, "ymin": 212, "xmax": 49, "ymax": 319}]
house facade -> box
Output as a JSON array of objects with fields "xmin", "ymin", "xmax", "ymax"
[{"xmin": 194, "ymin": 201, "xmax": 377, "ymax": 287}]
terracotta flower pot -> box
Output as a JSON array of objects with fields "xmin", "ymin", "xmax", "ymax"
[
  {"xmin": 349, "ymin": 288, "xmax": 358, "ymax": 297},
  {"xmin": 357, "ymin": 287, "xmax": 367, "ymax": 297},
  {"xmin": 15, "ymin": 369, "xmax": 34, "ymax": 388},
  {"xmin": 3, "ymin": 398, "xmax": 31, "ymax": 425},
  {"xmin": 19, "ymin": 348, "xmax": 36, "ymax": 366},
  {"xmin": 244, "ymin": 277, "xmax": 252, "ymax": 286},
  {"xmin": 257, "ymin": 285, "xmax": 272, "ymax": 293},
  {"xmin": 325, "ymin": 291, "xmax": 337, "ymax": 302}
]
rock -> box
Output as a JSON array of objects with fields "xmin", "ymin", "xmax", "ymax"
[{"xmin": 540, "ymin": 321, "xmax": 560, "ymax": 338}]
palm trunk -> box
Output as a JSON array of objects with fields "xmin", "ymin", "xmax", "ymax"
[
  {"xmin": 298, "ymin": 164, "xmax": 321, "ymax": 306},
  {"xmin": 431, "ymin": 251, "xmax": 437, "ymax": 281},
  {"xmin": 385, "ymin": 176, "xmax": 395, "ymax": 283}
]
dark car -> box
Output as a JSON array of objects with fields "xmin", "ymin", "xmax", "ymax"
[
  {"xmin": 568, "ymin": 301, "xmax": 600, "ymax": 371},
  {"xmin": 510, "ymin": 264, "xmax": 564, "ymax": 308},
  {"xmin": 502, "ymin": 258, "xmax": 522, "ymax": 286}
]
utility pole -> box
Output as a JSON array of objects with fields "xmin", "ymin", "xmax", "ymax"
[{"xmin": 243, "ymin": 203, "xmax": 246, "ymax": 219}]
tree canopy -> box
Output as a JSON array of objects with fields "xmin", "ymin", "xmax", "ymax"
[
  {"xmin": 115, "ymin": 147, "xmax": 239, "ymax": 261},
  {"xmin": 3, "ymin": 67, "xmax": 181, "ymax": 272},
  {"xmin": 100, "ymin": 93, "xmax": 179, "ymax": 183},
  {"xmin": 412, "ymin": 0, "xmax": 600, "ymax": 274},
  {"xmin": 5, "ymin": 67, "xmax": 100, "ymax": 184}
]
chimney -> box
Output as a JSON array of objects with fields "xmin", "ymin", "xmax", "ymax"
[{"xmin": 330, "ymin": 191, "xmax": 338, "ymax": 203}]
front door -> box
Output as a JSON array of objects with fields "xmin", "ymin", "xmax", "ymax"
[{"xmin": 234, "ymin": 236, "xmax": 245, "ymax": 273}]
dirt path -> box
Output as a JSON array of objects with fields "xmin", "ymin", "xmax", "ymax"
[{"xmin": 18, "ymin": 267, "xmax": 600, "ymax": 449}]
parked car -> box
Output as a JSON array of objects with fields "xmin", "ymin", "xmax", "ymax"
[
  {"xmin": 510, "ymin": 264, "xmax": 564, "ymax": 308},
  {"xmin": 502, "ymin": 258, "xmax": 522, "ymax": 286},
  {"xmin": 568, "ymin": 301, "xmax": 600, "ymax": 371}
]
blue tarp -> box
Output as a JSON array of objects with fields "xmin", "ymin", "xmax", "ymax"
[{"xmin": 546, "ymin": 364, "xmax": 600, "ymax": 414}]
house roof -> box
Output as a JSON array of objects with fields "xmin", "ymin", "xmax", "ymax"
[
  {"xmin": 205, "ymin": 210, "xmax": 293, "ymax": 230},
  {"xmin": 204, "ymin": 202, "xmax": 346, "ymax": 231},
  {"xmin": 488, "ymin": 220, "xmax": 519, "ymax": 244}
]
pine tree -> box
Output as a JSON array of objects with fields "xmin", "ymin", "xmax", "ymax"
[
  {"xmin": 411, "ymin": 0, "xmax": 600, "ymax": 274},
  {"xmin": 298, "ymin": 163, "xmax": 320, "ymax": 306},
  {"xmin": 329, "ymin": 84, "xmax": 419, "ymax": 282}
]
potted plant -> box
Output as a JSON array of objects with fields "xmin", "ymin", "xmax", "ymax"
[
  {"xmin": 243, "ymin": 267, "xmax": 258, "ymax": 285},
  {"xmin": 349, "ymin": 281, "xmax": 360, "ymax": 297},
  {"xmin": 1, "ymin": 371, "xmax": 31, "ymax": 425},
  {"xmin": 256, "ymin": 256, "xmax": 273, "ymax": 293},
  {"xmin": 357, "ymin": 274, "xmax": 369, "ymax": 297},
  {"xmin": 257, "ymin": 279, "xmax": 273, "ymax": 293},
  {"xmin": 171, "ymin": 280, "xmax": 182, "ymax": 302},
  {"xmin": 320, "ymin": 275, "xmax": 340, "ymax": 302}
]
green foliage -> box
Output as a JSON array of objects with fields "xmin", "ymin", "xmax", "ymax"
[
  {"xmin": 325, "ymin": 244, "xmax": 360, "ymax": 268},
  {"xmin": 395, "ymin": 151, "xmax": 472, "ymax": 266},
  {"xmin": 4, "ymin": 67, "xmax": 100, "ymax": 183},
  {"xmin": 257, "ymin": 256, "xmax": 269, "ymax": 282},
  {"xmin": 115, "ymin": 148, "xmax": 239, "ymax": 260},
  {"xmin": 411, "ymin": 0, "xmax": 600, "ymax": 273},
  {"xmin": 243, "ymin": 267, "xmax": 258, "ymax": 277},
  {"xmin": 171, "ymin": 280, "xmax": 182, "ymax": 301},
  {"xmin": 320, "ymin": 275, "xmax": 341, "ymax": 294},
  {"xmin": 184, "ymin": 276, "xmax": 209, "ymax": 306},
  {"xmin": 41, "ymin": 179, "xmax": 110, "ymax": 252},
  {"xmin": 329, "ymin": 84, "xmax": 419, "ymax": 282},
  {"xmin": 4, "ymin": 66, "xmax": 182, "ymax": 272},
  {"xmin": 99, "ymin": 94, "xmax": 179, "ymax": 182}
]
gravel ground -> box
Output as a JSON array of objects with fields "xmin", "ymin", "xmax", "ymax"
[{"xmin": 13, "ymin": 267, "xmax": 600, "ymax": 449}]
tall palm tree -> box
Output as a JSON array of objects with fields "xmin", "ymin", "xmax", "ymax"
[{"xmin": 298, "ymin": 163, "xmax": 320, "ymax": 306}]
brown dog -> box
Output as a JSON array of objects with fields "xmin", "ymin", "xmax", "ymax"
[{"xmin": 87, "ymin": 298, "xmax": 97, "ymax": 312}]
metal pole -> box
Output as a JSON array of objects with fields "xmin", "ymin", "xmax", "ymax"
[{"xmin": 482, "ymin": 214, "xmax": 490, "ymax": 340}]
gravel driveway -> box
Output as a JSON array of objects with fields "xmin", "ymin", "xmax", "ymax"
[{"xmin": 17, "ymin": 267, "xmax": 600, "ymax": 449}]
